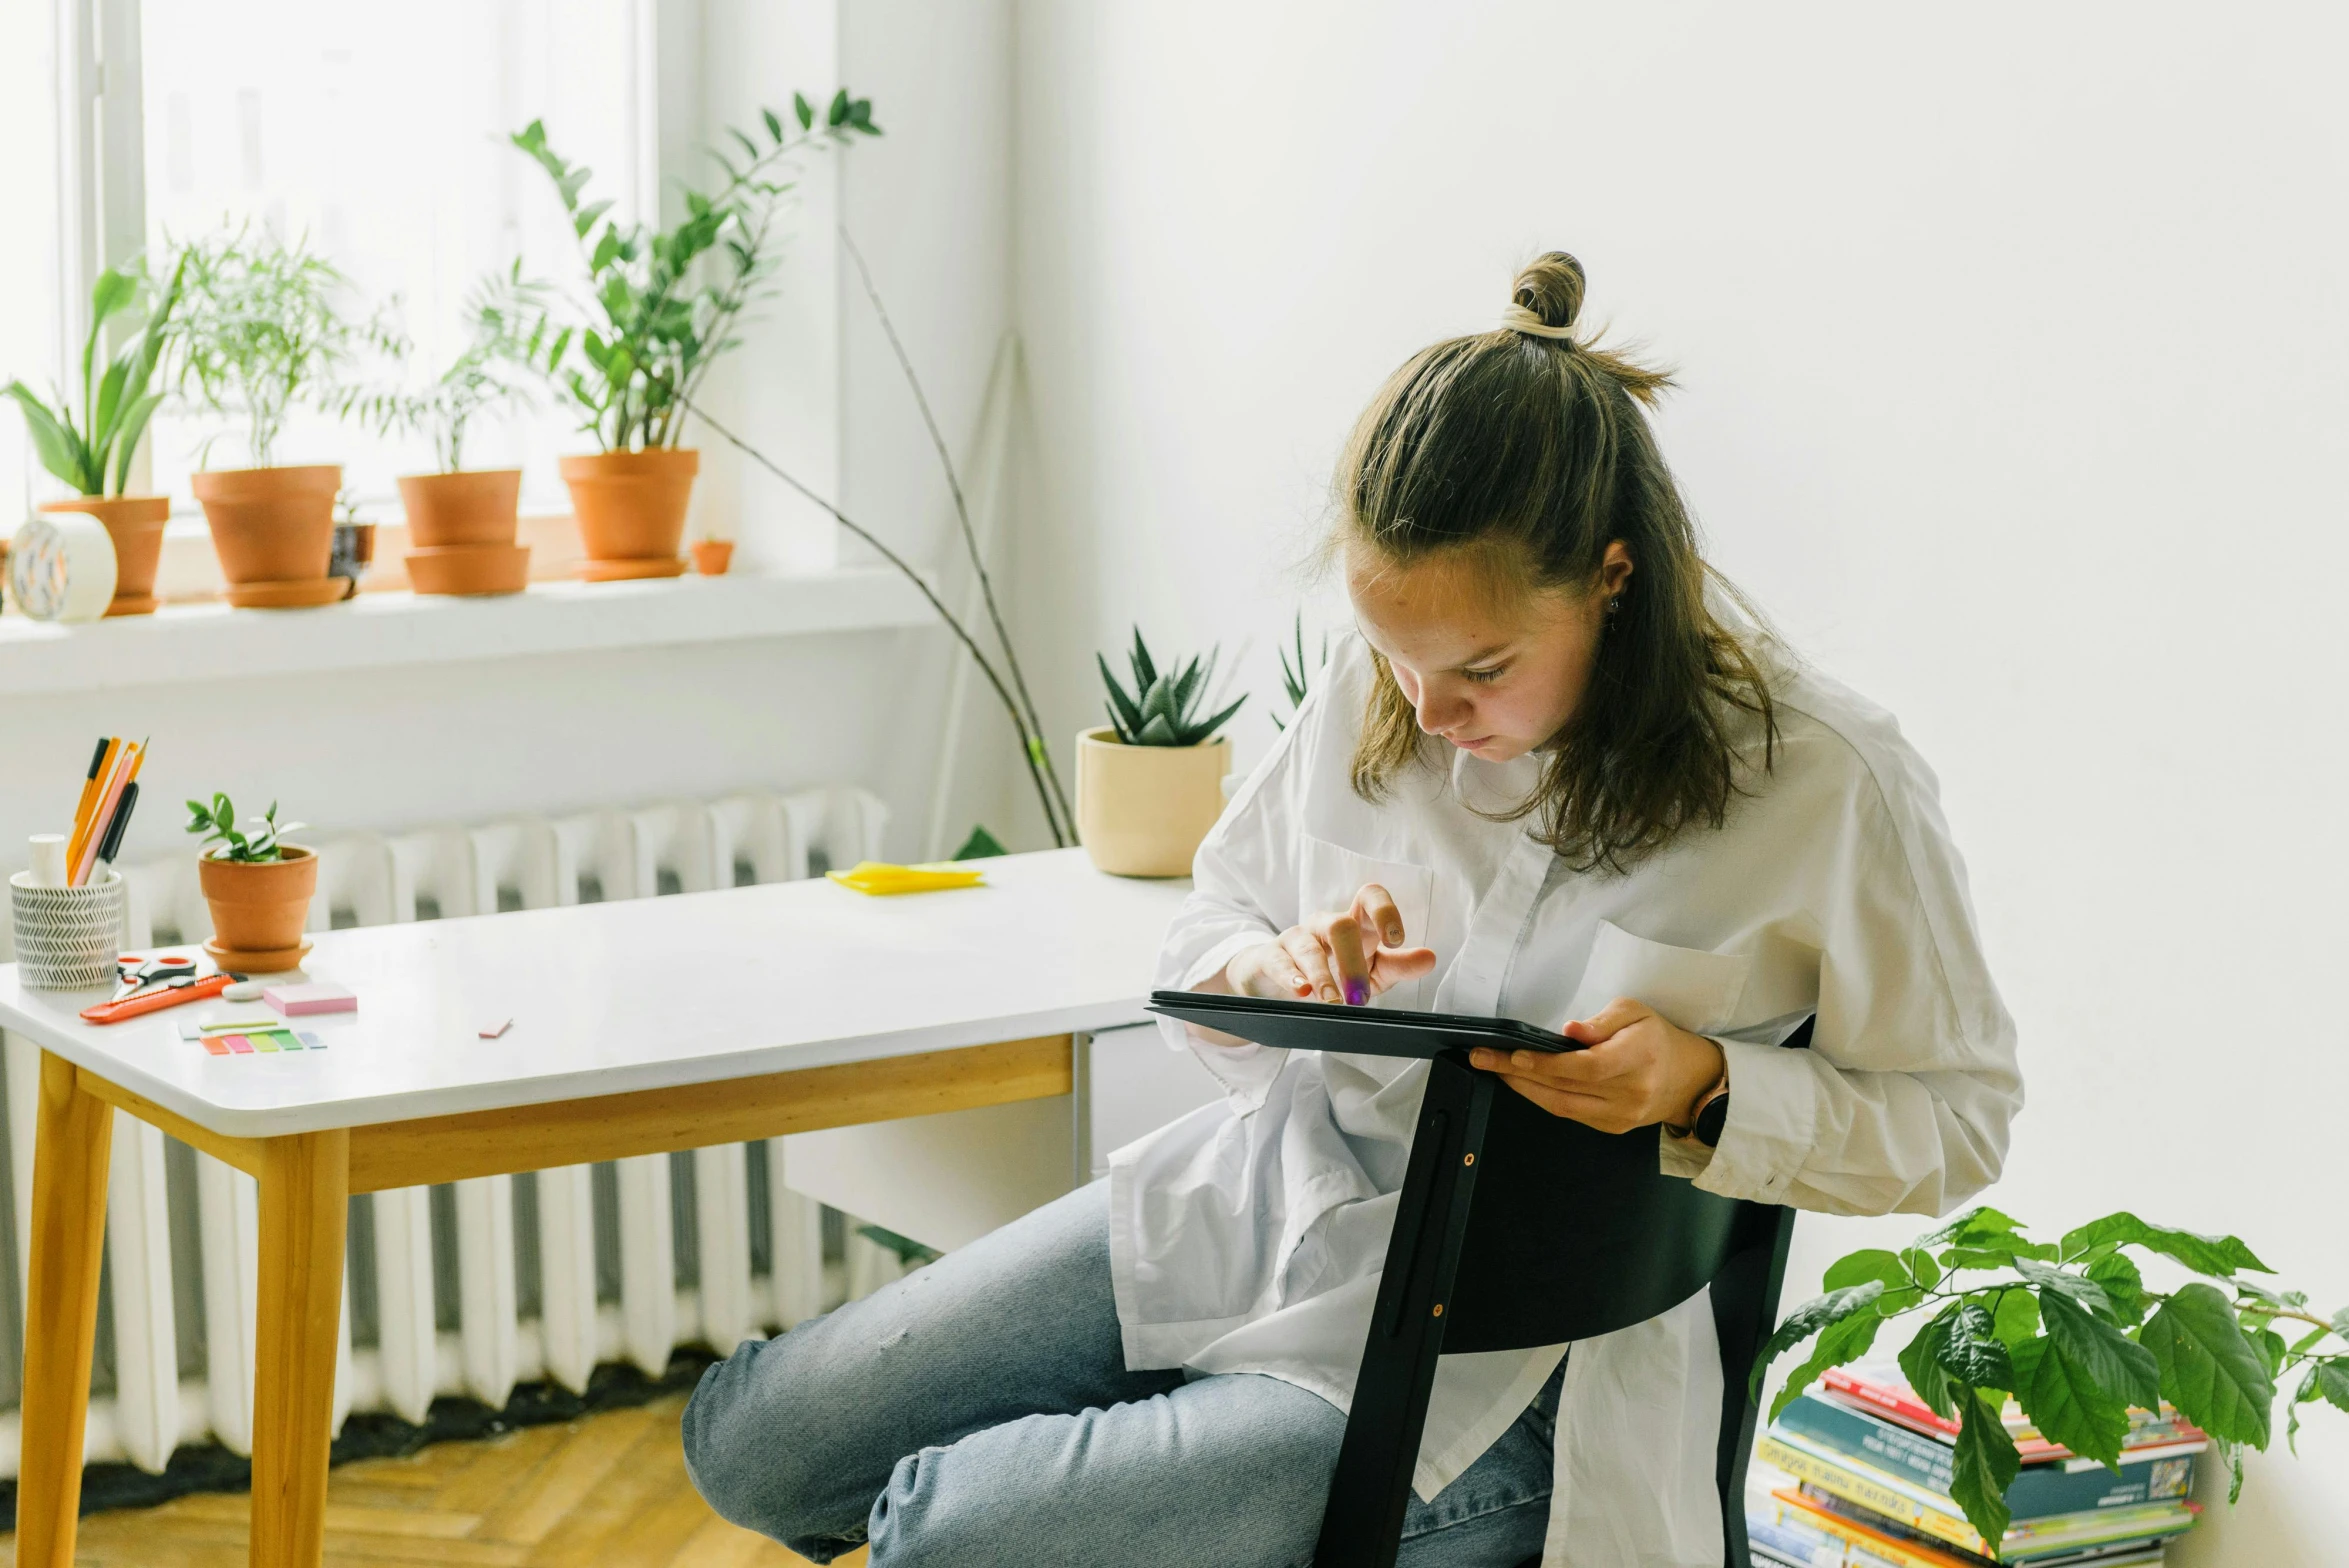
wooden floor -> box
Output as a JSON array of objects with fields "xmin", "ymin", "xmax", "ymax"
[{"xmin": 3, "ymin": 1392, "xmax": 865, "ymax": 1567}]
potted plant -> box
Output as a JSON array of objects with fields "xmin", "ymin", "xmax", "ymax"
[
  {"xmin": 511, "ymin": 88, "xmax": 878, "ymax": 579},
  {"xmin": 165, "ymin": 225, "xmax": 376, "ymax": 608},
  {"xmin": 1077, "ymin": 630, "xmax": 1246, "ymax": 877},
  {"xmin": 186, "ymin": 793, "xmax": 316, "ymax": 972},
  {"xmin": 339, "ymin": 263, "xmax": 565, "ymax": 596},
  {"xmin": 3, "ymin": 257, "xmax": 186, "ymax": 615},
  {"xmin": 1754, "ymin": 1208, "xmax": 2349, "ymax": 1552}
]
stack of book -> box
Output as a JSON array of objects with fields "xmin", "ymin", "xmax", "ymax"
[{"xmin": 1748, "ymin": 1361, "xmax": 2206, "ymax": 1568}]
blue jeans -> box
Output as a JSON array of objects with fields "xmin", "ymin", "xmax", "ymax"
[{"xmin": 683, "ymin": 1181, "xmax": 1557, "ymax": 1566}]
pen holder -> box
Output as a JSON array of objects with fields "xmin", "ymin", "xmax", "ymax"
[{"xmin": 11, "ymin": 868, "xmax": 126, "ymax": 990}]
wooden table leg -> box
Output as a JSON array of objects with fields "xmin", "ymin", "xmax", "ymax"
[
  {"xmin": 250, "ymin": 1127, "xmax": 349, "ymax": 1568},
  {"xmin": 16, "ymin": 1051, "xmax": 116, "ymax": 1568}
]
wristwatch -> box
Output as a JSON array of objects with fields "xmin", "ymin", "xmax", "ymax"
[{"xmin": 1665, "ymin": 1062, "xmax": 1732, "ymax": 1148}]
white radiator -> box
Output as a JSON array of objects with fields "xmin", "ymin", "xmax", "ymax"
[{"xmin": 0, "ymin": 785, "xmax": 931, "ymax": 1478}]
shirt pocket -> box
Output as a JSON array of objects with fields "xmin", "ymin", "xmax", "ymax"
[
  {"xmin": 1566, "ymin": 918, "xmax": 1752, "ymax": 1036},
  {"xmin": 1296, "ymin": 833, "xmax": 1435, "ymax": 1012}
]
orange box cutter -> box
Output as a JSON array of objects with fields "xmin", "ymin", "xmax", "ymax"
[{"xmin": 80, "ymin": 971, "xmax": 236, "ymax": 1025}]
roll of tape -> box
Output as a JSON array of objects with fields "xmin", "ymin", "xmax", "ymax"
[{"xmin": 8, "ymin": 511, "xmax": 119, "ymax": 622}]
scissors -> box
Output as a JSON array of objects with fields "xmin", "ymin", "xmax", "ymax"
[{"xmin": 113, "ymin": 953, "xmax": 199, "ymax": 1003}]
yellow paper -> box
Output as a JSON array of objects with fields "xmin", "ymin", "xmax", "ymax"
[{"xmin": 825, "ymin": 860, "xmax": 987, "ymax": 896}]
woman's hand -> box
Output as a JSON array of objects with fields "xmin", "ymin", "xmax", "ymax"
[
  {"xmin": 1469, "ymin": 998, "xmax": 1725, "ymax": 1135},
  {"xmin": 1213, "ymin": 883, "xmax": 1438, "ymax": 1008}
]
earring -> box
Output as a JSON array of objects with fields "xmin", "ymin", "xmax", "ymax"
[{"xmin": 1605, "ymin": 595, "xmax": 1622, "ymax": 617}]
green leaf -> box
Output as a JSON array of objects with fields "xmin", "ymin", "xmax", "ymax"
[
  {"xmin": 2014, "ymin": 1257, "xmax": 2115, "ymax": 1321},
  {"xmin": 1918, "ymin": 1205, "xmax": 2026, "ymax": 1250},
  {"xmin": 1902, "ymin": 1303, "xmax": 1964, "ymax": 1419},
  {"xmin": 951, "ymin": 824, "xmax": 1008, "ymax": 861},
  {"xmin": 827, "ymin": 88, "xmax": 850, "ymax": 128},
  {"xmin": 2059, "ymin": 1213, "xmax": 2272, "ymax": 1276},
  {"xmin": 4, "ymin": 381, "xmax": 96, "ymax": 491},
  {"xmin": 2085, "ymin": 1252, "xmax": 2149, "ymax": 1328},
  {"xmin": 109, "ymin": 390, "xmax": 164, "ymax": 495},
  {"xmin": 1990, "ymin": 1288, "xmax": 2040, "ymax": 1349},
  {"xmin": 2141, "ymin": 1281, "xmax": 2276, "ymax": 1446},
  {"xmin": 572, "ymin": 199, "xmax": 614, "ymax": 240},
  {"xmin": 1097, "ymin": 653, "xmax": 1145, "ymax": 743},
  {"xmin": 1187, "ymin": 692, "xmax": 1247, "ymax": 744},
  {"xmin": 1935, "ymin": 1301, "xmax": 2016, "ymax": 1391},
  {"xmin": 1903, "ymin": 1247, "xmax": 1943, "ymax": 1291},
  {"xmin": 1771, "ymin": 1300, "xmax": 1887, "ymax": 1422},
  {"xmin": 2316, "ymin": 1360, "xmax": 2349, "ymax": 1413},
  {"xmin": 1752, "ymin": 1281, "xmax": 1885, "ymax": 1401},
  {"xmin": 89, "ymin": 266, "xmax": 136, "ymax": 329},
  {"xmin": 2041, "ymin": 1287, "xmax": 2161, "ymax": 1412},
  {"xmin": 727, "ymin": 125, "xmax": 760, "ymax": 162},
  {"xmin": 761, "ymin": 107, "xmax": 784, "ymax": 141},
  {"xmin": 794, "ymin": 92, "xmax": 814, "ymax": 130},
  {"xmin": 2012, "ymin": 1334, "xmax": 2131, "ymax": 1468},
  {"xmin": 1824, "ymin": 1250, "xmax": 1919, "ymax": 1295},
  {"xmin": 1948, "ymin": 1387, "xmax": 2020, "ymax": 1548}
]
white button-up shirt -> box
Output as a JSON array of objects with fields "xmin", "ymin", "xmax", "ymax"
[{"xmin": 1108, "ymin": 629, "xmax": 2021, "ymax": 1567}]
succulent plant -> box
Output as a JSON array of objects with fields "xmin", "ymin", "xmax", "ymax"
[{"xmin": 1098, "ymin": 629, "xmax": 1245, "ymax": 747}]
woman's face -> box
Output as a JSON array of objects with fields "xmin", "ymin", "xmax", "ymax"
[{"xmin": 1346, "ymin": 540, "xmax": 1633, "ymax": 763}]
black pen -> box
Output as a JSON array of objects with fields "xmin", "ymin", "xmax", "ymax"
[{"xmin": 96, "ymin": 781, "xmax": 140, "ymax": 868}]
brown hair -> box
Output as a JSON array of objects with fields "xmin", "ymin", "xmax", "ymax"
[{"xmin": 1337, "ymin": 251, "xmax": 1775, "ymax": 872}]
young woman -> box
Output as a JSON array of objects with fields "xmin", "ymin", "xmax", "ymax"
[{"xmin": 683, "ymin": 253, "xmax": 2022, "ymax": 1568}]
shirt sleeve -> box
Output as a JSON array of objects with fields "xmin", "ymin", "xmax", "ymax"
[
  {"xmin": 1659, "ymin": 720, "xmax": 2023, "ymax": 1218},
  {"xmin": 1150, "ymin": 654, "xmax": 1343, "ymax": 1109}
]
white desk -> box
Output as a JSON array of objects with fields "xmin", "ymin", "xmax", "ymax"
[{"xmin": 0, "ymin": 848, "xmax": 1189, "ymax": 1568}]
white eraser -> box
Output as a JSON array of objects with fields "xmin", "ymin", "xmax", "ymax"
[{"xmin": 27, "ymin": 835, "xmax": 67, "ymax": 889}]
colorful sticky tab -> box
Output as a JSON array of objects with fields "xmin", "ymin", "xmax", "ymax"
[
  {"xmin": 298, "ymin": 1031, "xmax": 325, "ymax": 1049},
  {"xmin": 224, "ymin": 1034, "xmax": 254, "ymax": 1054},
  {"xmin": 250, "ymin": 1032, "xmax": 279, "ymax": 1053},
  {"xmin": 266, "ymin": 1030, "xmax": 302, "ymax": 1051},
  {"xmin": 200, "ymin": 1035, "xmax": 230, "ymax": 1056}
]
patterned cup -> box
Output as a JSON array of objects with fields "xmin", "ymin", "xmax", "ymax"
[{"xmin": 11, "ymin": 868, "xmax": 126, "ymax": 990}]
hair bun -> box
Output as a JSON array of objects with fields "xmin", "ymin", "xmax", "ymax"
[{"xmin": 1511, "ymin": 252, "xmax": 1586, "ymax": 334}]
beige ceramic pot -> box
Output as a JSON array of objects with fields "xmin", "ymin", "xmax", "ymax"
[
  {"xmin": 198, "ymin": 844, "xmax": 318, "ymax": 954},
  {"xmin": 190, "ymin": 465, "xmax": 340, "ymax": 589},
  {"xmin": 38, "ymin": 496, "xmax": 169, "ymax": 615},
  {"xmin": 398, "ymin": 469, "xmax": 522, "ymax": 548},
  {"xmin": 559, "ymin": 448, "xmax": 699, "ymax": 569},
  {"xmin": 1075, "ymin": 727, "xmax": 1231, "ymax": 878}
]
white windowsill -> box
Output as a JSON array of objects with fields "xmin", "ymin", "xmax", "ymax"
[{"xmin": 0, "ymin": 568, "xmax": 936, "ymax": 696}]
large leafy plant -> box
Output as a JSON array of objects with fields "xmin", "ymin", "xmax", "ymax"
[
  {"xmin": 185, "ymin": 794, "xmax": 305, "ymax": 864},
  {"xmin": 1755, "ymin": 1208, "xmax": 2348, "ymax": 1548},
  {"xmin": 3, "ymin": 257, "xmax": 185, "ymax": 495},
  {"xmin": 1099, "ymin": 630, "xmax": 1246, "ymax": 747},
  {"xmin": 335, "ymin": 262, "xmax": 567, "ymax": 473},
  {"xmin": 163, "ymin": 224, "xmax": 376, "ymax": 468},
  {"xmin": 511, "ymin": 89, "xmax": 879, "ymax": 453}
]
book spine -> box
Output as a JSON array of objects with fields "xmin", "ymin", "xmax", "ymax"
[
  {"xmin": 1755, "ymin": 1437, "xmax": 1986, "ymax": 1554},
  {"xmin": 1783, "ymin": 1396, "xmax": 2199, "ymax": 1518},
  {"xmin": 1779, "ymin": 1395, "xmax": 1960, "ymax": 1493},
  {"xmin": 2007, "ymin": 1453, "xmax": 2196, "ymax": 1518}
]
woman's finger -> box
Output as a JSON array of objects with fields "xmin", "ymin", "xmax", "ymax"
[
  {"xmin": 1486, "ymin": 1072, "xmax": 1631, "ymax": 1131},
  {"xmin": 1236, "ymin": 942, "xmax": 1312, "ymax": 999},
  {"xmin": 1311, "ymin": 909, "xmax": 1373, "ymax": 1005},
  {"xmin": 1367, "ymin": 945, "xmax": 1438, "ymax": 995},
  {"xmin": 1283, "ymin": 926, "xmax": 1340, "ymax": 1004},
  {"xmin": 1352, "ymin": 883, "xmax": 1407, "ymax": 948},
  {"xmin": 1563, "ymin": 996, "xmax": 1651, "ymax": 1045}
]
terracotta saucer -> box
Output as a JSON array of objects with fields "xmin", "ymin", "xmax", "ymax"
[
  {"xmin": 575, "ymin": 556, "xmax": 688, "ymax": 582},
  {"xmin": 225, "ymin": 577, "xmax": 350, "ymax": 609},
  {"xmin": 204, "ymin": 937, "xmax": 313, "ymax": 975},
  {"xmin": 103, "ymin": 595, "xmax": 162, "ymax": 617}
]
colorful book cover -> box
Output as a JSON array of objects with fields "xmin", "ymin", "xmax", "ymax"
[
  {"xmin": 1778, "ymin": 1392, "xmax": 2198, "ymax": 1518},
  {"xmin": 1822, "ymin": 1363, "xmax": 2203, "ymax": 1462},
  {"xmin": 1758, "ymin": 1433, "xmax": 2199, "ymax": 1560},
  {"xmin": 1755, "ymin": 1488, "xmax": 2171, "ymax": 1568},
  {"xmin": 1797, "ymin": 1486, "xmax": 2181, "ymax": 1568}
]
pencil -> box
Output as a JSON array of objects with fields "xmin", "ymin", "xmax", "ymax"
[
  {"xmin": 73, "ymin": 741, "xmax": 138, "ymax": 886},
  {"xmin": 67, "ymin": 737, "xmax": 122, "ymax": 874},
  {"xmin": 68, "ymin": 736, "xmax": 110, "ymax": 847}
]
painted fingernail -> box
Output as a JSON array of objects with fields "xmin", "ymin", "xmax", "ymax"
[
  {"xmin": 1322, "ymin": 985, "xmax": 1341, "ymax": 1002},
  {"xmin": 1386, "ymin": 926, "xmax": 1404, "ymax": 945},
  {"xmin": 1345, "ymin": 979, "xmax": 1367, "ymax": 1006}
]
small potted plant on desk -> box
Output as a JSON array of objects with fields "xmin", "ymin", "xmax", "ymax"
[
  {"xmin": 1078, "ymin": 630, "xmax": 1246, "ymax": 877},
  {"xmin": 166, "ymin": 225, "xmax": 379, "ymax": 609},
  {"xmin": 2, "ymin": 256, "xmax": 185, "ymax": 615},
  {"xmin": 511, "ymin": 89, "xmax": 878, "ymax": 580},
  {"xmin": 339, "ymin": 262, "xmax": 566, "ymax": 596},
  {"xmin": 187, "ymin": 793, "xmax": 316, "ymax": 974}
]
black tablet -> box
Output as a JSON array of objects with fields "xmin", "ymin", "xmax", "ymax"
[{"xmin": 1145, "ymin": 989, "xmax": 1579, "ymax": 1062}]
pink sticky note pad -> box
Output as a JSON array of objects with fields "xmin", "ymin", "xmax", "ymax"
[{"xmin": 263, "ymin": 983, "xmax": 357, "ymax": 1016}]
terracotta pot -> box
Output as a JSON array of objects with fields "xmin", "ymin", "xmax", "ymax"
[
  {"xmin": 406, "ymin": 542, "xmax": 531, "ymax": 596},
  {"xmin": 1074, "ymin": 727, "xmax": 1232, "ymax": 877},
  {"xmin": 691, "ymin": 539, "xmax": 734, "ymax": 576},
  {"xmin": 398, "ymin": 469, "xmax": 522, "ymax": 548},
  {"xmin": 190, "ymin": 465, "xmax": 340, "ymax": 590},
  {"xmin": 198, "ymin": 844, "xmax": 318, "ymax": 955},
  {"xmin": 38, "ymin": 496, "xmax": 169, "ymax": 615},
  {"xmin": 559, "ymin": 448, "xmax": 698, "ymax": 567}
]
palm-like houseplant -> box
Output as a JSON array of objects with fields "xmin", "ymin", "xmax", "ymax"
[
  {"xmin": 511, "ymin": 89, "xmax": 878, "ymax": 577},
  {"xmin": 2, "ymin": 258, "xmax": 186, "ymax": 615}
]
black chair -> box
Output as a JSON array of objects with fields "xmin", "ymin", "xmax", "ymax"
[{"xmin": 1314, "ymin": 1017, "xmax": 1811, "ymax": 1568}]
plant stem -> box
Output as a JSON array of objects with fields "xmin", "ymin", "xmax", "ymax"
[
  {"xmin": 838, "ymin": 229, "xmax": 1074, "ymax": 844},
  {"xmin": 678, "ymin": 394, "xmax": 1070, "ymax": 848}
]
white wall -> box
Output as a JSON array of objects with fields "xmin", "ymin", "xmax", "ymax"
[{"xmin": 1011, "ymin": 3, "xmax": 2349, "ymax": 1558}]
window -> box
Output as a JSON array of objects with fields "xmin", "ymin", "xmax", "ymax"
[{"xmin": 122, "ymin": 0, "xmax": 652, "ymax": 511}]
